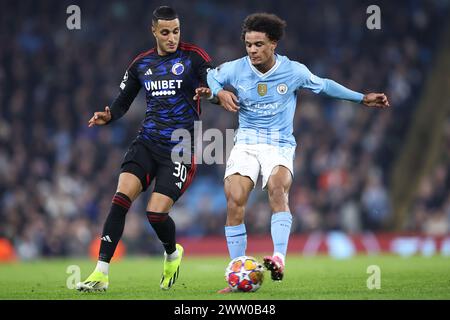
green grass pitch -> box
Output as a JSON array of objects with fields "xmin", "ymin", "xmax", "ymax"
[{"xmin": 0, "ymin": 255, "xmax": 449, "ymax": 300}]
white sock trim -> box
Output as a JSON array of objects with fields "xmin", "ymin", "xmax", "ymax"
[
  {"xmin": 166, "ymin": 249, "xmax": 179, "ymax": 261},
  {"xmin": 95, "ymin": 261, "xmax": 109, "ymax": 275}
]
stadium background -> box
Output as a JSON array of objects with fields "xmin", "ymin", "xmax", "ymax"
[{"xmin": 0, "ymin": 0, "xmax": 449, "ymax": 262}]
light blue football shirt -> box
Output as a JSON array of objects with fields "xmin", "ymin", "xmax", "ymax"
[{"xmin": 207, "ymin": 54, "xmax": 364, "ymax": 147}]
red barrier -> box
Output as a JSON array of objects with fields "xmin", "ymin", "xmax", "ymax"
[
  {"xmin": 0, "ymin": 238, "xmax": 16, "ymax": 262},
  {"xmin": 89, "ymin": 239, "xmax": 126, "ymax": 261},
  {"xmin": 178, "ymin": 233, "xmax": 450, "ymax": 256}
]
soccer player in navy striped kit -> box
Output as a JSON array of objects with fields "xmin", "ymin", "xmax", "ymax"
[{"xmin": 77, "ymin": 6, "xmax": 215, "ymax": 292}]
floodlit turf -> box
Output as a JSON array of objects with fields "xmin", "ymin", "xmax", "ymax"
[{"xmin": 0, "ymin": 255, "xmax": 449, "ymax": 300}]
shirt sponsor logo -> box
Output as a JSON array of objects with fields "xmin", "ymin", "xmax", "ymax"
[
  {"xmin": 144, "ymin": 79, "xmax": 183, "ymax": 91},
  {"xmin": 144, "ymin": 79, "xmax": 183, "ymax": 96}
]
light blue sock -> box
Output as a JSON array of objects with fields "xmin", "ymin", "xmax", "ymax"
[
  {"xmin": 225, "ymin": 224, "xmax": 247, "ymax": 259},
  {"xmin": 271, "ymin": 212, "xmax": 293, "ymax": 256}
]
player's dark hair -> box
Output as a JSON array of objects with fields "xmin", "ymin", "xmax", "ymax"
[
  {"xmin": 241, "ymin": 13, "xmax": 287, "ymax": 42},
  {"xmin": 152, "ymin": 6, "xmax": 178, "ymax": 25}
]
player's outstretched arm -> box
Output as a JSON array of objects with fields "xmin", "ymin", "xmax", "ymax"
[
  {"xmin": 88, "ymin": 106, "xmax": 112, "ymax": 127},
  {"xmin": 90, "ymin": 63, "xmax": 141, "ymax": 128},
  {"xmin": 362, "ymin": 93, "xmax": 390, "ymax": 108},
  {"xmin": 298, "ymin": 64, "xmax": 390, "ymax": 108},
  {"xmin": 317, "ymin": 78, "xmax": 391, "ymax": 109}
]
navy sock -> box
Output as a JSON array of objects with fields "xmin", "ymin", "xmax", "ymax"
[
  {"xmin": 147, "ymin": 211, "xmax": 176, "ymax": 255},
  {"xmin": 99, "ymin": 192, "xmax": 131, "ymax": 263}
]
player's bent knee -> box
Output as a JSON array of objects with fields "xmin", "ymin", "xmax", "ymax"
[
  {"xmin": 117, "ymin": 173, "xmax": 143, "ymax": 202},
  {"xmin": 226, "ymin": 189, "xmax": 248, "ymax": 209},
  {"xmin": 147, "ymin": 192, "xmax": 174, "ymax": 213}
]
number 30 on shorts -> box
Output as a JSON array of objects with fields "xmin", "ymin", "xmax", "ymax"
[{"xmin": 173, "ymin": 162, "xmax": 187, "ymax": 182}]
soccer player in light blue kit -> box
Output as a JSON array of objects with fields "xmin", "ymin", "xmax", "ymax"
[{"xmin": 204, "ymin": 13, "xmax": 390, "ymax": 293}]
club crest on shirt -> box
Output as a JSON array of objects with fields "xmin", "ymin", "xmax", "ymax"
[
  {"xmin": 257, "ymin": 83, "xmax": 267, "ymax": 96},
  {"xmin": 277, "ymin": 83, "xmax": 288, "ymax": 95},
  {"xmin": 172, "ymin": 62, "xmax": 185, "ymax": 75}
]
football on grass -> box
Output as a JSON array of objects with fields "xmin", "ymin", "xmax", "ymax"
[{"xmin": 225, "ymin": 256, "xmax": 264, "ymax": 292}]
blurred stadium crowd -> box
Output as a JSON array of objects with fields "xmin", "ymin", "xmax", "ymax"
[{"xmin": 0, "ymin": 0, "xmax": 449, "ymax": 259}]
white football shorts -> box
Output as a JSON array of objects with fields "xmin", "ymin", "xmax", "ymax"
[{"xmin": 224, "ymin": 143, "xmax": 295, "ymax": 189}]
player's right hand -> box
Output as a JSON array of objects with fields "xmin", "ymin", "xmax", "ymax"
[
  {"xmin": 217, "ymin": 90, "xmax": 240, "ymax": 113},
  {"xmin": 362, "ymin": 93, "xmax": 390, "ymax": 108},
  {"xmin": 88, "ymin": 106, "xmax": 112, "ymax": 127},
  {"xmin": 193, "ymin": 87, "xmax": 212, "ymax": 100}
]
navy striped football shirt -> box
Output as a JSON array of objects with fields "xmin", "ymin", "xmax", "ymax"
[{"xmin": 109, "ymin": 42, "xmax": 213, "ymax": 155}]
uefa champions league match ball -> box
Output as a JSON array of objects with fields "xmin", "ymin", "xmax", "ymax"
[{"xmin": 225, "ymin": 256, "xmax": 265, "ymax": 292}]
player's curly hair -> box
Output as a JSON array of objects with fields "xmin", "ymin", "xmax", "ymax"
[{"xmin": 241, "ymin": 13, "xmax": 287, "ymax": 42}]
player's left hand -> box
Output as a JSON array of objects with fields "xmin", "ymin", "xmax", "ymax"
[
  {"xmin": 362, "ymin": 93, "xmax": 390, "ymax": 108},
  {"xmin": 88, "ymin": 106, "xmax": 111, "ymax": 127},
  {"xmin": 194, "ymin": 87, "xmax": 212, "ymax": 100}
]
